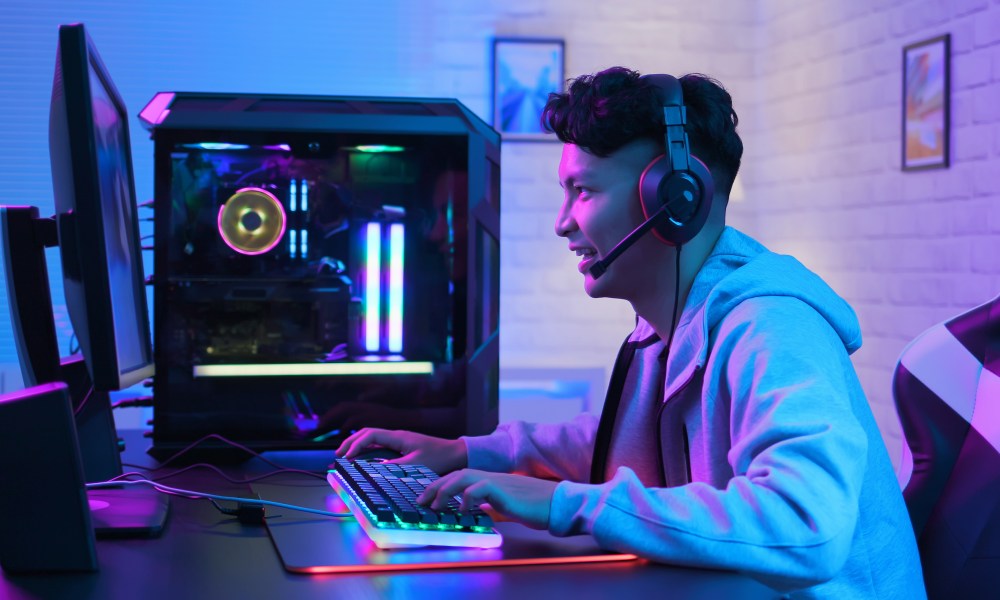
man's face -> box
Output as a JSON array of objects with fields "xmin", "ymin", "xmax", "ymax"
[{"xmin": 555, "ymin": 140, "xmax": 666, "ymax": 300}]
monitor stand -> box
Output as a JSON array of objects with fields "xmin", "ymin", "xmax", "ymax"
[{"xmin": 88, "ymin": 487, "xmax": 170, "ymax": 538}]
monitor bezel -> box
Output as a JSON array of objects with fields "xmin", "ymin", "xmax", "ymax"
[{"xmin": 50, "ymin": 23, "xmax": 154, "ymax": 391}]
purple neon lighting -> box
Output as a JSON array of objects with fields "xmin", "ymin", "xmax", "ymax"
[
  {"xmin": 216, "ymin": 187, "xmax": 287, "ymax": 256},
  {"xmin": 139, "ymin": 92, "xmax": 174, "ymax": 126},
  {"xmin": 365, "ymin": 223, "xmax": 382, "ymax": 352}
]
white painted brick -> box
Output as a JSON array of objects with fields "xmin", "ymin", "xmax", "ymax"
[
  {"xmin": 951, "ymin": 274, "xmax": 998, "ymax": 305},
  {"xmin": 856, "ymin": 11, "xmax": 889, "ymax": 47},
  {"xmin": 915, "ymin": 203, "xmax": 951, "ymax": 237},
  {"xmin": 890, "ymin": 6, "xmax": 923, "ymax": 38},
  {"xmin": 883, "ymin": 203, "xmax": 919, "ymax": 236},
  {"xmin": 842, "ymin": 273, "xmax": 889, "ymax": 303},
  {"xmin": 921, "ymin": 0, "xmax": 955, "ymax": 26},
  {"xmin": 934, "ymin": 164, "xmax": 972, "ymax": 200},
  {"xmin": 870, "ymin": 106, "xmax": 901, "ymax": 142},
  {"xmin": 503, "ymin": 211, "xmax": 546, "ymax": 239},
  {"xmin": 859, "ymin": 306, "xmax": 896, "ymax": 338},
  {"xmin": 990, "ymin": 194, "xmax": 1000, "ymax": 230},
  {"xmin": 951, "ymin": 17, "xmax": 976, "ymax": 55},
  {"xmin": 973, "ymin": 160, "xmax": 1000, "ymax": 195},
  {"xmin": 500, "ymin": 268, "xmax": 546, "ymax": 294},
  {"xmin": 974, "ymin": 8, "xmax": 1000, "ymax": 47},
  {"xmin": 511, "ymin": 241, "xmax": 564, "ymax": 267},
  {"xmin": 843, "ymin": 176, "xmax": 877, "ymax": 209},
  {"xmin": 952, "ymin": 91, "xmax": 973, "ymax": 128},
  {"xmin": 902, "ymin": 174, "xmax": 936, "ymax": 202},
  {"xmin": 887, "ymin": 276, "xmax": 952, "ymax": 306},
  {"xmin": 971, "ymin": 236, "xmax": 1000, "ymax": 272},
  {"xmin": 973, "ymin": 82, "xmax": 1000, "ymax": 123},
  {"xmin": 953, "ymin": 0, "xmax": 990, "ymax": 18},
  {"xmin": 954, "ymin": 51, "xmax": 992, "ymax": 89},
  {"xmin": 955, "ymin": 124, "xmax": 992, "ymax": 160},
  {"xmin": 950, "ymin": 198, "xmax": 995, "ymax": 234}
]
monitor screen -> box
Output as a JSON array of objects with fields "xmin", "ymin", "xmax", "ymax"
[
  {"xmin": 49, "ymin": 23, "xmax": 154, "ymax": 391},
  {"xmin": 88, "ymin": 63, "xmax": 147, "ymax": 378}
]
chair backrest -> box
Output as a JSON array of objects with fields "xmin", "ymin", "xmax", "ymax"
[{"xmin": 892, "ymin": 294, "xmax": 1000, "ymax": 599}]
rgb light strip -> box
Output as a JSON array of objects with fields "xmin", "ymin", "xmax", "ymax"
[
  {"xmin": 365, "ymin": 223, "xmax": 382, "ymax": 352},
  {"xmin": 193, "ymin": 362, "xmax": 434, "ymax": 378},
  {"xmin": 364, "ymin": 221, "xmax": 406, "ymax": 354}
]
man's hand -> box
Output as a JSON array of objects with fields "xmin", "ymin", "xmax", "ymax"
[
  {"xmin": 417, "ymin": 469, "xmax": 558, "ymax": 530},
  {"xmin": 335, "ymin": 427, "xmax": 468, "ymax": 475}
]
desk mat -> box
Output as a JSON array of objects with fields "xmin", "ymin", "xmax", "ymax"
[{"xmin": 251, "ymin": 480, "xmax": 637, "ymax": 574}]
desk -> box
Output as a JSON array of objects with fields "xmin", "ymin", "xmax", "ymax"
[{"xmin": 1, "ymin": 431, "xmax": 779, "ymax": 600}]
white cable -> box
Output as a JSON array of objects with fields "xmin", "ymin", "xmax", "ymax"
[{"xmin": 86, "ymin": 479, "xmax": 352, "ymax": 518}]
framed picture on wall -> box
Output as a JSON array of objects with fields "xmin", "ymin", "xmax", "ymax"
[
  {"xmin": 902, "ymin": 34, "xmax": 950, "ymax": 171},
  {"xmin": 491, "ymin": 38, "xmax": 564, "ymax": 141}
]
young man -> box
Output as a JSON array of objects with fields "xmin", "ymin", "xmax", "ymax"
[{"xmin": 337, "ymin": 67, "xmax": 925, "ymax": 598}]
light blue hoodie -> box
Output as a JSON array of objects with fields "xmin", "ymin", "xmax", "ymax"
[{"xmin": 465, "ymin": 227, "xmax": 925, "ymax": 598}]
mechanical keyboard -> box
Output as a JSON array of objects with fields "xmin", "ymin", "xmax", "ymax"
[{"xmin": 327, "ymin": 458, "xmax": 502, "ymax": 549}]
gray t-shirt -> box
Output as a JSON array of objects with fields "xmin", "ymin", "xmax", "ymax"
[{"xmin": 604, "ymin": 335, "xmax": 666, "ymax": 487}]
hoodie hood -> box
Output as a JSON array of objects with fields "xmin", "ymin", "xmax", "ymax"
[{"xmin": 654, "ymin": 227, "xmax": 862, "ymax": 396}]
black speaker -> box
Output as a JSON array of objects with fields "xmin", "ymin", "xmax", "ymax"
[{"xmin": 0, "ymin": 382, "xmax": 98, "ymax": 573}]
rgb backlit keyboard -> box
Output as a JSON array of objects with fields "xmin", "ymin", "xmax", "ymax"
[{"xmin": 327, "ymin": 458, "xmax": 502, "ymax": 549}]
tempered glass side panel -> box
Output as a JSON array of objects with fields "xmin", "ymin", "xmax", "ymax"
[{"xmin": 153, "ymin": 133, "xmax": 473, "ymax": 446}]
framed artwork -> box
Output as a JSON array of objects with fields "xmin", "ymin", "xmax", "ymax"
[
  {"xmin": 902, "ymin": 34, "xmax": 950, "ymax": 171},
  {"xmin": 491, "ymin": 38, "xmax": 564, "ymax": 141}
]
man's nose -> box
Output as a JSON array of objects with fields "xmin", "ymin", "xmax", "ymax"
[{"xmin": 554, "ymin": 200, "xmax": 575, "ymax": 237}]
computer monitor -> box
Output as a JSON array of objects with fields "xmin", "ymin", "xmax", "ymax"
[
  {"xmin": 49, "ymin": 22, "xmax": 155, "ymax": 391},
  {"xmin": 0, "ymin": 22, "xmax": 166, "ymax": 536}
]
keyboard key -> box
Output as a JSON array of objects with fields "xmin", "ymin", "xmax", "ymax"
[
  {"xmin": 398, "ymin": 509, "xmax": 420, "ymax": 524},
  {"xmin": 475, "ymin": 514, "xmax": 493, "ymax": 527},
  {"xmin": 418, "ymin": 509, "xmax": 439, "ymax": 525}
]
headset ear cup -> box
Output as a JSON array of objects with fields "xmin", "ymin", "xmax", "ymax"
[
  {"xmin": 638, "ymin": 155, "xmax": 715, "ymax": 246},
  {"xmin": 638, "ymin": 154, "xmax": 672, "ymax": 244}
]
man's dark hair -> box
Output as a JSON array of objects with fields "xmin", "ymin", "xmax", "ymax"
[{"xmin": 541, "ymin": 66, "xmax": 743, "ymax": 196}]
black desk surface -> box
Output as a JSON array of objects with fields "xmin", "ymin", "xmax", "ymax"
[{"xmin": 1, "ymin": 431, "xmax": 780, "ymax": 600}]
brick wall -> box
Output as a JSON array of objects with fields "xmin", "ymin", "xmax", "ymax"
[{"xmin": 750, "ymin": 0, "xmax": 1000, "ymax": 466}]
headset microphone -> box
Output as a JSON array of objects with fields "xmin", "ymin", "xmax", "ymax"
[{"xmin": 588, "ymin": 203, "xmax": 673, "ymax": 279}]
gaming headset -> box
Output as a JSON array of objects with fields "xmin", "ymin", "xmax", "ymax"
[{"xmin": 587, "ymin": 73, "xmax": 715, "ymax": 279}]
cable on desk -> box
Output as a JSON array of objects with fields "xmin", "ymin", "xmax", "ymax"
[
  {"xmin": 86, "ymin": 478, "xmax": 353, "ymax": 519},
  {"xmin": 73, "ymin": 385, "xmax": 95, "ymax": 417},
  {"xmin": 141, "ymin": 432, "xmax": 326, "ymax": 476},
  {"xmin": 120, "ymin": 461, "xmax": 326, "ymax": 485}
]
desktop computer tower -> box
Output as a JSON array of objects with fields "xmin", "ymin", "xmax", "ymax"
[{"xmin": 139, "ymin": 93, "xmax": 500, "ymax": 457}]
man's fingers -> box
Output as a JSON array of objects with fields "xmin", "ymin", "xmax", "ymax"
[
  {"xmin": 418, "ymin": 470, "xmax": 484, "ymax": 511},
  {"xmin": 382, "ymin": 451, "xmax": 419, "ymax": 466},
  {"xmin": 339, "ymin": 428, "xmax": 396, "ymax": 458},
  {"xmin": 459, "ymin": 480, "xmax": 492, "ymax": 512}
]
